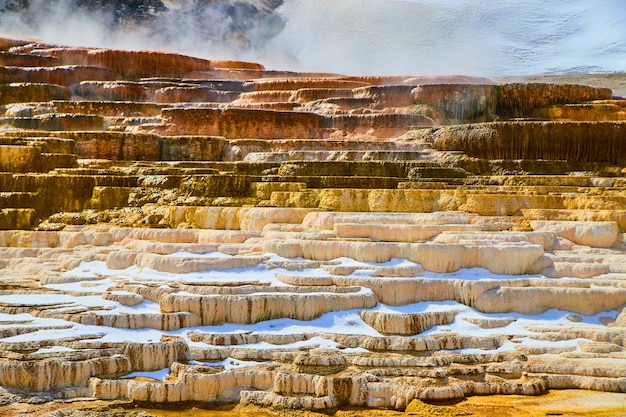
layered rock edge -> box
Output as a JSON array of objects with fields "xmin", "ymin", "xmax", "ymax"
[{"xmin": 0, "ymin": 36, "xmax": 625, "ymax": 414}]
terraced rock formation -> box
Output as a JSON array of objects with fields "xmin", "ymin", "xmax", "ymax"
[{"xmin": 0, "ymin": 36, "xmax": 625, "ymax": 415}]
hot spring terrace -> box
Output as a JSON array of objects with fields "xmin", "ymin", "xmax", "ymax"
[{"xmin": 0, "ymin": 36, "xmax": 625, "ymax": 412}]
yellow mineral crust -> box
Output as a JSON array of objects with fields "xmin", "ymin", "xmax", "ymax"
[{"xmin": 0, "ymin": 36, "xmax": 625, "ymax": 416}]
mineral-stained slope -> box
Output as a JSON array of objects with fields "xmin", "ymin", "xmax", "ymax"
[{"xmin": 0, "ymin": 37, "xmax": 625, "ymax": 414}]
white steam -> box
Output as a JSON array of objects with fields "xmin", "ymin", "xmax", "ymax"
[
  {"xmin": 268, "ymin": 0, "xmax": 626, "ymax": 76},
  {"xmin": 1, "ymin": 0, "xmax": 625, "ymax": 76},
  {"xmin": 0, "ymin": 0, "xmax": 287, "ymax": 63}
]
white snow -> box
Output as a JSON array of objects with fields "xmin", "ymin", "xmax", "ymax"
[
  {"xmin": 0, "ymin": 252, "xmax": 616, "ymax": 358},
  {"xmin": 34, "ymin": 346, "xmax": 77, "ymax": 354},
  {"xmin": 122, "ymin": 368, "xmax": 171, "ymax": 381}
]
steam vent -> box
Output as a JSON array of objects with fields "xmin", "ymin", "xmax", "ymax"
[{"xmin": 1, "ymin": 36, "xmax": 626, "ymax": 415}]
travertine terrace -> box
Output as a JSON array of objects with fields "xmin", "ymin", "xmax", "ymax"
[{"xmin": 1, "ymin": 36, "xmax": 626, "ymax": 414}]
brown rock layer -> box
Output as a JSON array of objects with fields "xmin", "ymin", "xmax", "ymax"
[{"xmin": 0, "ymin": 36, "xmax": 625, "ymax": 414}]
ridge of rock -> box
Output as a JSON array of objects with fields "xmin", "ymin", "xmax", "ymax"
[{"xmin": 0, "ymin": 36, "xmax": 625, "ymax": 414}]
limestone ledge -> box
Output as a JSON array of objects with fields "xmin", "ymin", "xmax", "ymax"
[
  {"xmin": 84, "ymin": 352, "xmax": 626, "ymax": 410},
  {"xmin": 265, "ymin": 240, "xmax": 546, "ymax": 275},
  {"xmin": 2, "ymin": 36, "xmax": 626, "ymax": 412}
]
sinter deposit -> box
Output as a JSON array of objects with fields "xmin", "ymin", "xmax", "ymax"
[{"xmin": 0, "ymin": 36, "xmax": 625, "ymax": 414}]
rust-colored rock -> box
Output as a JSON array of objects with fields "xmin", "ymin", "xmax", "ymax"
[
  {"xmin": 1, "ymin": 65, "xmax": 118, "ymax": 85},
  {"xmin": 33, "ymin": 47, "xmax": 264, "ymax": 79},
  {"xmin": 0, "ymin": 82, "xmax": 70, "ymax": 104},
  {"xmin": 161, "ymin": 107, "xmax": 327, "ymax": 138},
  {"xmin": 0, "ymin": 37, "xmax": 626, "ymax": 416},
  {"xmin": 428, "ymin": 121, "xmax": 626, "ymax": 165}
]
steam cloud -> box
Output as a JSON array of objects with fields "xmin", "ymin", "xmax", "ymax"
[
  {"xmin": 1, "ymin": 0, "xmax": 625, "ymax": 76},
  {"xmin": 269, "ymin": 0, "xmax": 626, "ymax": 76},
  {"xmin": 0, "ymin": 0, "xmax": 288, "ymax": 64}
]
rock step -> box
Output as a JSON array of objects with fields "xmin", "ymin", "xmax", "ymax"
[
  {"xmin": 158, "ymin": 291, "xmax": 377, "ymax": 325},
  {"xmin": 0, "ymin": 227, "xmax": 261, "ymax": 247},
  {"xmin": 482, "ymin": 175, "xmax": 624, "ymax": 187},
  {"xmin": 312, "ymin": 97, "xmax": 376, "ymax": 112},
  {"xmin": 2, "ymin": 76, "xmax": 620, "ymax": 128},
  {"xmin": 38, "ymin": 153, "xmax": 78, "ymax": 171},
  {"xmin": 0, "ymin": 145, "xmax": 77, "ymax": 173},
  {"xmin": 8, "ymin": 128, "xmax": 623, "ymax": 172},
  {"xmin": 289, "ymin": 88, "xmax": 355, "ymax": 103},
  {"xmin": 328, "ymin": 113, "xmax": 435, "ymax": 137},
  {"xmin": 142, "ymin": 78, "xmax": 252, "ymax": 92},
  {"xmin": 7, "ymin": 173, "xmax": 623, "ymax": 218},
  {"xmin": 243, "ymin": 150, "xmax": 429, "ymax": 163},
  {"xmin": 235, "ymin": 91, "xmax": 297, "ymax": 103},
  {"xmin": 29, "ymin": 47, "xmax": 264, "ymax": 78},
  {"xmin": 274, "ymin": 160, "xmax": 442, "ymax": 177},
  {"xmin": 0, "ymin": 114, "xmax": 105, "ymax": 131},
  {"xmin": 278, "ymin": 177, "xmax": 466, "ymax": 192},
  {"xmin": 0, "ymin": 82, "xmax": 70, "ymax": 105},
  {"xmin": 161, "ymin": 107, "xmax": 434, "ymax": 138},
  {"xmin": 0, "ymin": 173, "xmax": 104, "ymax": 216},
  {"xmin": 9, "ymin": 215, "xmax": 614, "ymax": 250},
  {"xmin": 398, "ymin": 181, "xmax": 464, "ymax": 189},
  {"xmin": 521, "ymin": 209, "xmax": 626, "ymax": 232},
  {"xmin": 1, "ymin": 65, "xmax": 118, "ymax": 86},
  {"xmin": 456, "ymin": 185, "xmax": 626, "ymax": 195},
  {"xmin": 89, "ymin": 186, "xmax": 138, "ymax": 209},
  {"xmin": 265, "ymin": 176, "xmax": 404, "ymax": 190},
  {"xmin": 266, "ymin": 240, "xmax": 544, "ymax": 275},
  {"xmin": 3, "ymin": 100, "xmax": 164, "ymax": 118},
  {"xmin": 360, "ymin": 310, "xmax": 459, "ymax": 336},
  {"xmin": 2, "ymin": 164, "xmax": 623, "ymax": 219},
  {"xmin": 68, "ymin": 80, "xmax": 243, "ymax": 103},
  {"xmin": 247, "ymin": 78, "xmax": 370, "ymax": 91},
  {"xmin": 107, "ymin": 116, "xmax": 163, "ymax": 131},
  {"xmin": 353, "ymin": 85, "xmax": 416, "ymax": 107},
  {"xmin": 89, "ymin": 174, "xmax": 263, "ymax": 207},
  {"xmin": 413, "ymin": 83, "xmax": 612, "ymax": 123},
  {"xmin": 0, "ymin": 136, "xmax": 76, "ymax": 153},
  {"xmin": 0, "ymin": 37, "xmax": 31, "ymax": 50},
  {"xmin": 0, "ymin": 208, "xmax": 37, "ymax": 229},
  {"xmin": 0, "ymin": 192, "xmax": 39, "ymax": 209},
  {"xmin": 94, "ymin": 161, "xmax": 278, "ymax": 175},
  {"xmin": 408, "ymin": 166, "xmax": 468, "ymax": 179},
  {"xmin": 279, "ymin": 275, "xmax": 626, "ymax": 310},
  {"xmin": 535, "ymin": 99, "xmax": 626, "ymax": 121},
  {"xmin": 154, "ymin": 87, "xmax": 241, "ymax": 104},
  {"xmin": 222, "ymin": 138, "xmax": 426, "ymax": 159},
  {"xmin": 0, "ymin": 337, "xmax": 188, "ymax": 392},
  {"xmin": 54, "ymin": 167, "xmax": 218, "ymax": 177},
  {"xmin": 457, "ymin": 158, "xmax": 623, "ymax": 176},
  {"xmin": 429, "ymin": 121, "xmax": 626, "ymax": 165},
  {"xmin": 271, "ymin": 188, "xmax": 626, "ymax": 214},
  {"xmin": 0, "ymin": 51, "xmax": 60, "ymax": 67},
  {"xmin": 70, "ymin": 80, "xmax": 238, "ymax": 103},
  {"xmin": 333, "ymin": 223, "xmax": 490, "ymax": 243},
  {"xmin": 0, "ymin": 131, "xmax": 224, "ymax": 162},
  {"xmin": 283, "ymin": 210, "xmax": 479, "ymax": 231},
  {"xmin": 46, "ymin": 172, "xmax": 139, "ymax": 187},
  {"xmin": 217, "ymin": 102, "xmax": 299, "ymax": 111}
]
